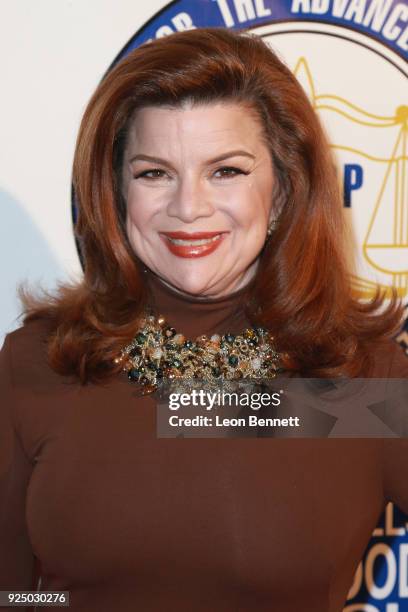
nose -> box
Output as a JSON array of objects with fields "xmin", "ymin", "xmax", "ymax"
[{"xmin": 166, "ymin": 174, "xmax": 215, "ymax": 223}]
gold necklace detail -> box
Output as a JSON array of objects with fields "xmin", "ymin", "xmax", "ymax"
[{"xmin": 114, "ymin": 311, "xmax": 283, "ymax": 395}]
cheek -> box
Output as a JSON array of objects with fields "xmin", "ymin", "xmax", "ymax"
[
  {"xmin": 224, "ymin": 182, "xmax": 271, "ymax": 228},
  {"xmin": 125, "ymin": 184, "xmax": 163, "ymax": 229}
]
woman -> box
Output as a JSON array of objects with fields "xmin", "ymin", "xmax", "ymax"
[{"xmin": 1, "ymin": 27, "xmax": 407, "ymax": 612}]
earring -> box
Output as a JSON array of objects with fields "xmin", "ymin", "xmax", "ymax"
[{"xmin": 267, "ymin": 218, "xmax": 278, "ymax": 237}]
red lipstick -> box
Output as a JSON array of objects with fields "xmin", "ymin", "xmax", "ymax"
[{"xmin": 160, "ymin": 231, "xmax": 228, "ymax": 258}]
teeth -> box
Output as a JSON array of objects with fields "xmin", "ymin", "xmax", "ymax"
[{"xmin": 167, "ymin": 235, "xmax": 221, "ymax": 246}]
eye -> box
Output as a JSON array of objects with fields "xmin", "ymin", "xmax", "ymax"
[
  {"xmin": 134, "ymin": 168, "xmax": 168, "ymax": 180},
  {"xmin": 213, "ymin": 166, "xmax": 248, "ymax": 179}
]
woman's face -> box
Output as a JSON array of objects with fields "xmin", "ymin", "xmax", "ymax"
[{"xmin": 121, "ymin": 101, "xmax": 275, "ymax": 298}]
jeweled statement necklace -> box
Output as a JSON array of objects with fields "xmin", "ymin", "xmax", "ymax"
[{"xmin": 115, "ymin": 311, "xmax": 283, "ymax": 395}]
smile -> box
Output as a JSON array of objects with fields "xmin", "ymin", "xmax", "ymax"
[{"xmin": 159, "ymin": 231, "xmax": 228, "ymax": 258}]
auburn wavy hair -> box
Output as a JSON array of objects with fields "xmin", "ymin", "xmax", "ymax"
[{"xmin": 20, "ymin": 27, "xmax": 403, "ymax": 383}]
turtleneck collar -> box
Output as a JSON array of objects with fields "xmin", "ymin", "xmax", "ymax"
[{"xmin": 144, "ymin": 270, "xmax": 255, "ymax": 339}]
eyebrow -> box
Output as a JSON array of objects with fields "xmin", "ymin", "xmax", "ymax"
[{"xmin": 129, "ymin": 149, "xmax": 256, "ymax": 166}]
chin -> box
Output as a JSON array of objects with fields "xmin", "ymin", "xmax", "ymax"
[
  {"xmin": 174, "ymin": 280, "xmax": 212, "ymax": 297},
  {"xmin": 165, "ymin": 273, "xmax": 217, "ymax": 297}
]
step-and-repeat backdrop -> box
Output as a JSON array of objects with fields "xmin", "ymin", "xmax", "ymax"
[{"xmin": 1, "ymin": 1, "xmax": 407, "ymax": 609}]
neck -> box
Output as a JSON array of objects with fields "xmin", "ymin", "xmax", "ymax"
[
  {"xmin": 146, "ymin": 269, "xmax": 256, "ymax": 303},
  {"xmin": 144, "ymin": 268, "xmax": 256, "ymax": 339}
]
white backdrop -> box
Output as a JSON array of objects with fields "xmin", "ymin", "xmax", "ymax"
[
  {"xmin": 1, "ymin": 1, "xmax": 406, "ymax": 346},
  {"xmin": 0, "ymin": 0, "xmax": 168, "ymax": 345}
]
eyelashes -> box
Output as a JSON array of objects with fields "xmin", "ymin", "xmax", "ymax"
[
  {"xmin": 133, "ymin": 166, "xmax": 249, "ymax": 181},
  {"xmin": 213, "ymin": 166, "xmax": 249, "ymax": 179},
  {"xmin": 134, "ymin": 169, "xmax": 167, "ymax": 180}
]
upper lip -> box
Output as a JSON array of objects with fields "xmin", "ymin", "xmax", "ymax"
[{"xmin": 160, "ymin": 231, "xmax": 227, "ymax": 239}]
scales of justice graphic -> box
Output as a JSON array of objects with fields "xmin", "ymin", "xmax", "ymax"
[{"xmin": 293, "ymin": 57, "xmax": 408, "ymax": 300}]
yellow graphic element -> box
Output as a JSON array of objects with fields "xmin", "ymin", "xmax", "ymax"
[{"xmin": 294, "ymin": 58, "xmax": 408, "ymax": 299}]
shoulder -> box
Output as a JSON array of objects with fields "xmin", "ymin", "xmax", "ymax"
[
  {"xmin": 371, "ymin": 335, "xmax": 408, "ymax": 510},
  {"xmin": 366, "ymin": 336, "xmax": 408, "ymax": 377},
  {"xmin": 4, "ymin": 317, "xmax": 52, "ymax": 364},
  {"xmin": 0, "ymin": 320, "xmax": 77, "ymax": 467},
  {"xmin": 1, "ymin": 318, "xmax": 65, "ymax": 390}
]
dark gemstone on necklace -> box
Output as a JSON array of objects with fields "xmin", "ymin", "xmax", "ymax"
[
  {"xmin": 156, "ymin": 368, "xmax": 164, "ymax": 378},
  {"xmin": 184, "ymin": 340, "xmax": 194, "ymax": 349},
  {"xmin": 129, "ymin": 346, "xmax": 141, "ymax": 357},
  {"xmin": 211, "ymin": 366, "xmax": 221, "ymax": 377},
  {"xmin": 128, "ymin": 368, "xmax": 142, "ymax": 381},
  {"xmin": 136, "ymin": 332, "xmax": 147, "ymax": 344},
  {"xmin": 225, "ymin": 334, "xmax": 235, "ymax": 344},
  {"xmin": 228, "ymin": 355, "xmax": 239, "ymax": 366}
]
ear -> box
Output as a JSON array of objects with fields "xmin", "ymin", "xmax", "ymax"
[{"xmin": 268, "ymin": 210, "xmax": 278, "ymax": 225}]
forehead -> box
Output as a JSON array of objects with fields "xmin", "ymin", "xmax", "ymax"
[{"xmin": 125, "ymin": 102, "xmax": 266, "ymax": 153}]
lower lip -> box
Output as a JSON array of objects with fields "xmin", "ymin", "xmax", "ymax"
[{"xmin": 160, "ymin": 233, "xmax": 227, "ymax": 258}]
